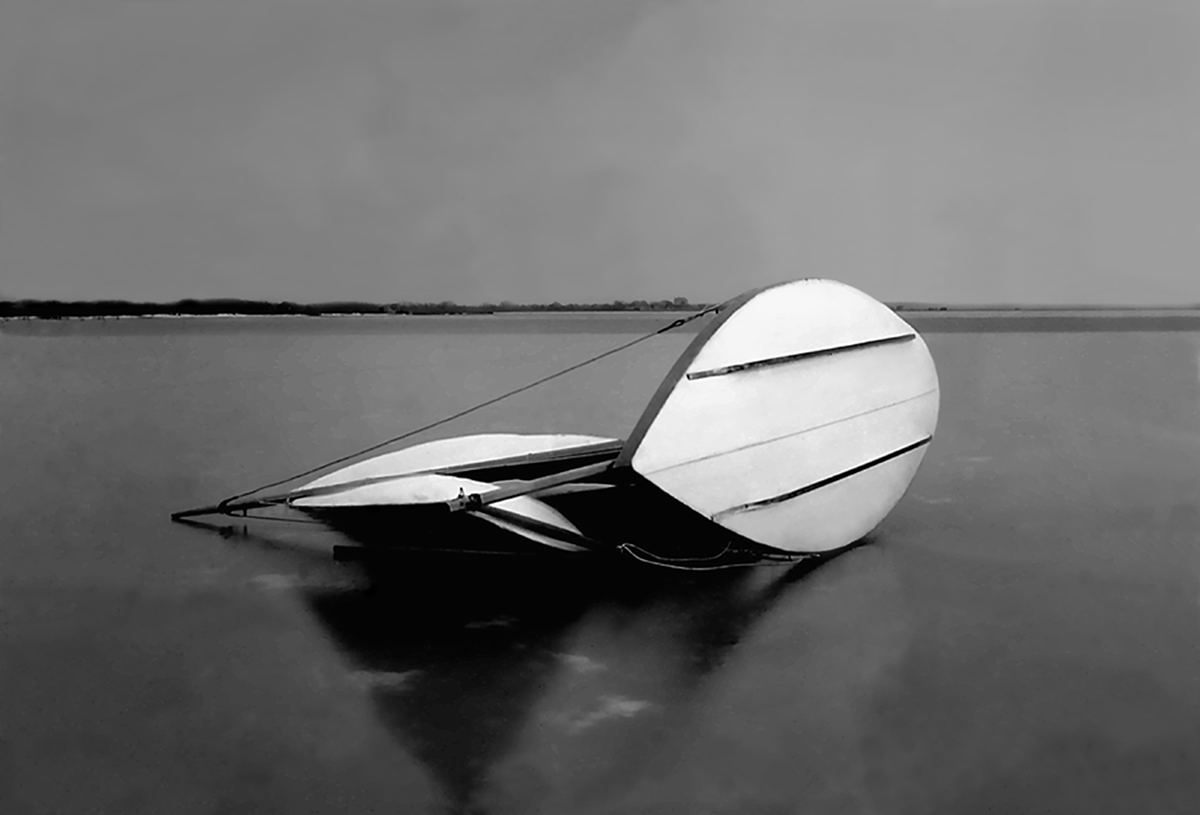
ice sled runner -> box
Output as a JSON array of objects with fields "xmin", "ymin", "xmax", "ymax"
[{"xmin": 173, "ymin": 279, "xmax": 940, "ymax": 569}]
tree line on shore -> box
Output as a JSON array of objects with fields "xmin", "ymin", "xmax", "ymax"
[
  {"xmin": 0, "ymin": 296, "xmax": 710, "ymax": 319},
  {"xmin": 6, "ymin": 297, "xmax": 1184, "ymax": 320}
]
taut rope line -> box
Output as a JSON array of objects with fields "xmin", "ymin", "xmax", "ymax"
[{"xmin": 216, "ymin": 305, "xmax": 722, "ymax": 509}]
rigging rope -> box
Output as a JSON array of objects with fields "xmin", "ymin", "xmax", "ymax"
[{"xmin": 218, "ymin": 305, "xmax": 723, "ymax": 508}]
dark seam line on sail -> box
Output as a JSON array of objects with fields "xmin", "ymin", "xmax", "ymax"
[
  {"xmin": 713, "ymin": 435, "xmax": 933, "ymax": 518},
  {"xmin": 686, "ymin": 333, "xmax": 916, "ymax": 380}
]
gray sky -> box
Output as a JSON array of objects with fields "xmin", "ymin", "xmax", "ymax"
[{"xmin": 2, "ymin": 0, "xmax": 1199, "ymax": 304}]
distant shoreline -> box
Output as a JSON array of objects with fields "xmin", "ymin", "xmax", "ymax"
[
  {"xmin": 0, "ymin": 298, "xmax": 710, "ymax": 320},
  {"xmin": 2, "ymin": 298, "xmax": 1198, "ymax": 321},
  {"xmin": 0, "ymin": 311, "xmax": 704, "ymax": 321}
]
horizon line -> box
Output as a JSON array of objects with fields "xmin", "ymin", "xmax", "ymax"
[{"xmin": 3, "ymin": 296, "xmax": 1200, "ymax": 310}]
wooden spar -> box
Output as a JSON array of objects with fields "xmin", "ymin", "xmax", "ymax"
[
  {"xmin": 171, "ymin": 459, "xmax": 616, "ymax": 521},
  {"xmin": 171, "ymin": 441, "xmax": 622, "ymax": 520},
  {"xmin": 170, "ymin": 498, "xmax": 281, "ymax": 521},
  {"xmin": 613, "ymin": 289, "xmax": 762, "ymax": 469},
  {"xmin": 509, "ymin": 481, "xmax": 616, "ymax": 498},
  {"xmin": 375, "ymin": 437, "xmax": 622, "ymax": 475},
  {"xmin": 281, "ymin": 439, "xmax": 623, "ymax": 503},
  {"xmin": 444, "ymin": 460, "xmax": 616, "ymax": 512}
]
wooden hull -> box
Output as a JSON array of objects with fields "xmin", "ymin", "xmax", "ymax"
[{"xmin": 302, "ymin": 478, "xmax": 805, "ymax": 570}]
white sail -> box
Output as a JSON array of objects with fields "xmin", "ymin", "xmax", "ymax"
[
  {"xmin": 298, "ymin": 433, "xmax": 618, "ymax": 492},
  {"xmin": 621, "ymin": 279, "xmax": 939, "ymax": 553}
]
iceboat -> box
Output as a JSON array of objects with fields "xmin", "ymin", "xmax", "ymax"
[{"xmin": 172, "ymin": 279, "xmax": 940, "ymax": 569}]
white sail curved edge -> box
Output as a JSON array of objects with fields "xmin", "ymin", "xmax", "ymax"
[{"xmin": 626, "ymin": 278, "xmax": 940, "ymax": 554}]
